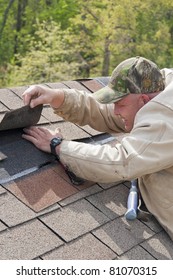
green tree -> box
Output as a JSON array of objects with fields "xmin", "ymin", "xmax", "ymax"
[
  {"xmin": 0, "ymin": 0, "xmax": 79, "ymax": 64},
  {"xmin": 69, "ymin": 0, "xmax": 173, "ymax": 77},
  {"xmin": 1, "ymin": 0, "xmax": 173, "ymax": 87},
  {"xmin": 7, "ymin": 20, "xmax": 81, "ymax": 86}
]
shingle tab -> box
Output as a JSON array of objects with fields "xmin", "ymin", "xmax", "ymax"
[
  {"xmin": 0, "ymin": 190, "xmax": 59, "ymax": 226},
  {"xmin": 42, "ymin": 233, "xmax": 117, "ymax": 260},
  {"xmin": 0, "ymin": 219, "xmax": 63, "ymax": 259},
  {"xmin": 45, "ymin": 122, "xmax": 91, "ymax": 140},
  {"xmin": 118, "ymin": 245, "xmax": 155, "ymax": 260},
  {"xmin": 92, "ymin": 217, "xmax": 155, "ymax": 255},
  {"xmin": 0, "ymin": 88, "xmax": 23, "ymax": 109},
  {"xmin": 45, "ymin": 82, "xmax": 69, "ymax": 89},
  {"xmin": 0, "ymin": 102, "xmax": 8, "ymax": 112},
  {"xmin": 8, "ymin": 86, "xmax": 29, "ymax": 98},
  {"xmin": 0, "ymin": 191, "xmax": 36, "ymax": 226},
  {"xmin": 59, "ymin": 184, "xmax": 102, "ymax": 206},
  {"xmin": 5, "ymin": 164, "xmax": 79, "ymax": 212},
  {"xmin": 80, "ymin": 79, "xmax": 104, "ymax": 92},
  {"xmin": 86, "ymin": 184, "xmax": 129, "ymax": 219},
  {"xmin": 41, "ymin": 199, "xmax": 109, "ymax": 242},
  {"xmin": 76, "ymin": 124, "xmax": 103, "ymax": 136},
  {"xmin": 141, "ymin": 231, "xmax": 173, "ymax": 260},
  {"xmin": 41, "ymin": 106, "xmax": 63, "ymax": 122},
  {"xmin": 63, "ymin": 80, "xmax": 91, "ymax": 92}
]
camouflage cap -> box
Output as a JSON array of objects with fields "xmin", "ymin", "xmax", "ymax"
[{"xmin": 93, "ymin": 56, "xmax": 165, "ymax": 104}]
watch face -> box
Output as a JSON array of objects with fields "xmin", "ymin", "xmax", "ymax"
[
  {"xmin": 53, "ymin": 138, "xmax": 61, "ymax": 145},
  {"xmin": 51, "ymin": 137, "xmax": 62, "ymax": 146},
  {"xmin": 50, "ymin": 137, "xmax": 62, "ymax": 156}
]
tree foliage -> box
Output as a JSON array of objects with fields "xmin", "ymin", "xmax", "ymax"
[
  {"xmin": 0, "ymin": 0, "xmax": 173, "ymax": 86},
  {"xmin": 7, "ymin": 20, "xmax": 81, "ymax": 86}
]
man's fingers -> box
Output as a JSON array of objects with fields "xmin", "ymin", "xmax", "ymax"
[
  {"xmin": 23, "ymin": 126, "xmax": 42, "ymax": 139},
  {"xmin": 22, "ymin": 86, "xmax": 42, "ymax": 107},
  {"xmin": 22, "ymin": 86, "xmax": 35, "ymax": 105},
  {"xmin": 22, "ymin": 132, "xmax": 38, "ymax": 145},
  {"xmin": 38, "ymin": 127, "xmax": 51, "ymax": 134}
]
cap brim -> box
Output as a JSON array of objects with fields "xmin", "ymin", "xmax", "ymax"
[{"xmin": 93, "ymin": 85, "xmax": 128, "ymax": 104}]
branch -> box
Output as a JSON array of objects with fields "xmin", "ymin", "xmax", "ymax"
[
  {"xmin": 82, "ymin": 5, "xmax": 101, "ymax": 23},
  {"xmin": 0, "ymin": 0, "xmax": 16, "ymax": 39}
]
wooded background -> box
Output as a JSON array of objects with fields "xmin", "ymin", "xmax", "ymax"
[{"xmin": 0, "ymin": 0, "xmax": 173, "ymax": 87}]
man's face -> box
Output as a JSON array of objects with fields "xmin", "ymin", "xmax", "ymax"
[{"xmin": 114, "ymin": 94, "xmax": 144, "ymax": 132}]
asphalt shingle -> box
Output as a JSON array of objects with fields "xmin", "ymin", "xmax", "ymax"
[
  {"xmin": 0, "ymin": 102, "xmax": 8, "ymax": 112},
  {"xmin": 86, "ymin": 184, "xmax": 129, "ymax": 219},
  {"xmin": 59, "ymin": 184, "xmax": 102, "ymax": 206},
  {"xmin": 141, "ymin": 231, "xmax": 173, "ymax": 260},
  {"xmin": 0, "ymin": 191, "xmax": 37, "ymax": 226},
  {"xmin": 0, "ymin": 88, "xmax": 23, "ymax": 109},
  {"xmin": 117, "ymin": 245, "xmax": 156, "ymax": 260},
  {"xmin": 5, "ymin": 164, "xmax": 79, "ymax": 212},
  {"xmin": 44, "ymin": 122, "xmax": 91, "ymax": 140},
  {"xmin": 42, "ymin": 233, "xmax": 117, "ymax": 260},
  {"xmin": 41, "ymin": 106, "xmax": 64, "ymax": 122},
  {"xmin": 92, "ymin": 217, "xmax": 155, "ymax": 256},
  {"xmin": 80, "ymin": 79, "xmax": 103, "ymax": 92},
  {"xmin": 63, "ymin": 80, "xmax": 91, "ymax": 92},
  {"xmin": 0, "ymin": 221, "xmax": 7, "ymax": 232},
  {"xmin": 0, "ymin": 189, "xmax": 60, "ymax": 227},
  {"xmin": 41, "ymin": 199, "xmax": 109, "ymax": 242},
  {"xmin": 0, "ymin": 185, "xmax": 6, "ymax": 195},
  {"xmin": 0, "ymin": 136, "xmax": 54, "ymax": 176},
  {"xmin": 0, "ymin": 219, "xmax": 63, "ymax": 259}
]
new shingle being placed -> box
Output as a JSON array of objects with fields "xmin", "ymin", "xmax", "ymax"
[{"xmin": 0, "ymin": 104, "xmax": 43, "ymax": 131}]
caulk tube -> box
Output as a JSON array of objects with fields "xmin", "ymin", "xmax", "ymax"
[{"xmin": 125, "ymin": 179, "xmax": 138, "ymax": 220}]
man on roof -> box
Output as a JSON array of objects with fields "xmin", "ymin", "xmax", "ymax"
[{"xmin": 22, "ymin": 56, "xmax": 173, "ymax": 240}]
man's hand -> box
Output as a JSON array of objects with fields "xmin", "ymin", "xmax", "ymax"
[
  {"xmin": 22, "ymin": 126, "xmax": 63, "ymax": 154},
  {"xmin": 22, "ymin": 85, "xmax": 65, "ymax": 109}
]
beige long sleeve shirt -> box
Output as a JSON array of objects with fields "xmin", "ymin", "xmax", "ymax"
[{"xmin": 54, "ymin": 68, "xmax": 173, "ymax": 240}]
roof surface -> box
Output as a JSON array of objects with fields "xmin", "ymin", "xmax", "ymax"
[{"xmin": 0, "ymin": 78, "xmax": 173, "ymax": 260}]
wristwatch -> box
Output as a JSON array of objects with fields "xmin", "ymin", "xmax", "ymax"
[{"xmin": 50, "ymin": 137, "xmax": 63, "ymax": 157}]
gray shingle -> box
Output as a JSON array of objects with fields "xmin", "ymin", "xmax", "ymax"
[
  {"xmin": 0, "ymin": 88, "xmax": 23, "ymax": 109},
  {"xmin": 59, "ymin": 184, "xmax": 102, "ymax": 206},
  {"xmin": 41, "ymin": 199, "xmax": 109, "ymax": 242},
  {"xmin": 0, "ymin": 221, "xmax": 7, "ymax": 232},
  {"xmin": 118, "ymin": 245, "xmax": 155, "ymax": 260},
  {"xmin": 0, "ymin": 191, "xmax": 36, "ymax": 226},
  {"xmin": 86, "ymin": 184, "xmax": 129, "ymax": 219},
  {"xmin": 93, "ymin": 216, "xmax": 155, "ymax": 255},
  {"xmin": 0, "ymin": 185, "xmax": 6, "ymax": 195},
  {"xmin": 42, "ymin": 233, "xmax": 116, "ymax": 260},
  {"xmin": 141, "ymin": 231, "xmax": 173, "ymax": 260},
  {"xmin": 0, "ymin": 137, "xmax": 54, "ymax": 176},
  {"xmin": 0, "ymin": 219, "xmax": 63, "ymax": 259}
]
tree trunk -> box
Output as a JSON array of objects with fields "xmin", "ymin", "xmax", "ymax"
[
  {"xmin": 0, "ymin": 0, "xmax": 16, "ymax": 39},
  {"xmin": 14, "ymin": 0, "xmax": 28, "ymax": 54},
  {"xmin": 102, "ymin": 37, "xmax": 111, "ymax": 76}
]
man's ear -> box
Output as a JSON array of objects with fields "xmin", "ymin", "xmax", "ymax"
[{"xmin": 141, "ymin": 94, "xmax": 150, "ymax": 104}]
